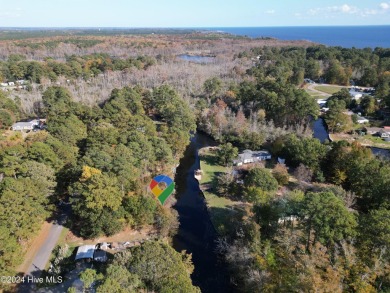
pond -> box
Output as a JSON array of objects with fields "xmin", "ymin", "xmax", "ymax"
[
  {"xmin": 312, "ymin": 118, "xmax": 329, "ymax": 143},
  {"xmin": 178, "ymin": 54, "xmax": 215, "ymax": 63},
  {"xmin": 370, "ymin": 147, "xmax": 390, "ymax": 158}
]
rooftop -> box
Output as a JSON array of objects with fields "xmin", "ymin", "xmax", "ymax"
[{"xmin": 75, "ymin": 245, "xmax": 95, "ymax": 260}]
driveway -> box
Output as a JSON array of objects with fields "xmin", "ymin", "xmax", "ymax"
[{"xmin": 18, "ymin": 214, "xmax": 67, "ymax": 293}]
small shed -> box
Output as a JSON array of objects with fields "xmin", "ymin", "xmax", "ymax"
[
  {"xmin": 75, "ymin": 245, "xmax": 95, "ymax": 261},
  {"xmin": 379, "ymin": 129, "xmax": 390, "ymax": 138},
  {"xmin": 99, "ymin": 242, "xmax": 110, "ymax": 250}
]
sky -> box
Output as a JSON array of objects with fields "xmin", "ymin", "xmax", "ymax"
[{"xmin": 0, "ymin": 0, "xmax": 389, "ymax": 27}]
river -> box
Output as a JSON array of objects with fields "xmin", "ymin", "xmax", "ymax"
[{"xmin": 173, "ymin": 132, "xmax": 233, "ymax": 293}]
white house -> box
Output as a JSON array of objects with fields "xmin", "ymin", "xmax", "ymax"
[
  {"xmin": 349, "ymin": 89, "xmax": 363, "ymax": 100},
  {"xmin": 11, "ymin": 119, "xmax": 40, "ymax": 131},
  {"xmin": 356, "ymin": 116, "xmax": 369, "ymax": 124},
  {"xmin": 233, "ymin": 150, "xmax": 272, "ymax": 166},
  {"xmin": 317, "ymin": 99, "xmax": 327, "ymax": 107}
]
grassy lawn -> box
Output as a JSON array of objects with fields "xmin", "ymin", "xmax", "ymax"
[
  {"xmin": 305, "ymin": 89, "xmax": 328, "ymax": 100},
  {"xmin": 314, "ymin": 85, "xmax": 344, "ymax": 95},
  {"xmin": 363, "ymin": 135, "xmax": 385, "ymax": 144},
  {"xmin": 203, "ymin": 191, "xmax": 243, "ymax": 235},
  {"xmin": 199, "ymin": 148, "xmax": 227, "ymax": 185},
  {"xmin": 198, "ymin": 147, "xmax": 244, "ymax": 235},
  {"xmin": 358, "ymin": 135, "xmax": 390, "ymax": 149},
  {"xmin": 330, "ymin": 133, "xmax": 390, "ymax": 149},
  {"xmin": 312, "ymin": 95, "xmax": 326, "ymax": 100}
]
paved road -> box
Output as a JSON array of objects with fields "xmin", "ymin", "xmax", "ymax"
[
  {"xmin": 18, "ymin": 214, "xmax": 66, "ymax": 293},
  {"xmin": 27, "ymin": 223, "xmax": 63, "ymax": 274}
]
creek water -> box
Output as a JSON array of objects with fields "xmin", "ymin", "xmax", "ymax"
[
  {"xmin": 312, "ymin": 118, "xmax": 329, "ymax": 143},
  {"xmin": 173, "ymin": 132, "xmax": 233, "ymax": 293}
]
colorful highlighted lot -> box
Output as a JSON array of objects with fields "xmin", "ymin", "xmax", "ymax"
[{"xmin": 149, "ymin": 174, "xmax": 175, "ymax": 205}]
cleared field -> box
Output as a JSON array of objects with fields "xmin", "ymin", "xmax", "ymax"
[
  {"xmin": 305, "ymin": 89, "xmax": 328, "ymax": 100},
  {"xmin": 330, "ymin": 133, "xmax": 390, "ymax": 150},
  {"xmin": 314, "ymin": 85, "xmax": 345, "ymax": 95}
]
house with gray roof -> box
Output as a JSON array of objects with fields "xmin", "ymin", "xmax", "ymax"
[
  {"xmin": 11, "ymin": 119, "xmax": 46, "ymax": 131},
  {"xmin": 233, "ymin": 150, "xmax": 271, "ymax": 166},
  {"xmin": 11, "ymin": 119, "xmax": 40, "ymax": 131}
]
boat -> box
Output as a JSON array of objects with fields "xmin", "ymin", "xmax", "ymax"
[{"xmin": 194, "ymin": 169, "xmax": 203, "ymax": 181}]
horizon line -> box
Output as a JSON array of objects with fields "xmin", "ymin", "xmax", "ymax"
[{"xmin": 0, "ymin": 24, "xmax": 390, "ymax": 29}]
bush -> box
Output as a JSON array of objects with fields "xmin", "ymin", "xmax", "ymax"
[
  {"xmin": 272, "ymin": 164, "xmax": 289, "ymax": 186},
  {"xmin": 0, "ymin": 109, "xmax": 14, "ymax": 129},
  {"xmin": 244, "ymin": 167, "xmax": 278, "ymax": 192},
  {"xmin": 216, "ymin": 143, "xmax": 238, "ymax": 166}
]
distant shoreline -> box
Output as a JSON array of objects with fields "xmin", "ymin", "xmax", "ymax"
[
  {"xmin": 204, "ymin": 26, "xmax": 390, "ymax": 48},
  {"xmin": 0, "ymin": 26, "xmax": 389, "ymax": 48}
]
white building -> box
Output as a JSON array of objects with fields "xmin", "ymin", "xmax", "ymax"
[
  {"xmin": 233, "ymin": 150, "xmax": 272, "ymax": 166},
  {"xmin": 11, "ymin": 119, "xmax": 40, "ymax": 131},
  {"xmin": 75, "ymin": 245, "xmax": 95, "ymax": 261},
  {"xmin": 349, "ymin": 89, "xmax": 363, "ymax": 100},
  {"xmin": 356, "ymin": 116, "xmax": 369, "ymax": 124}
]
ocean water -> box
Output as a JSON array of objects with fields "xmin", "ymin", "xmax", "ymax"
[{"xmin": 206, "ymin": 26, "xmax": 390, "ymax": 48}]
